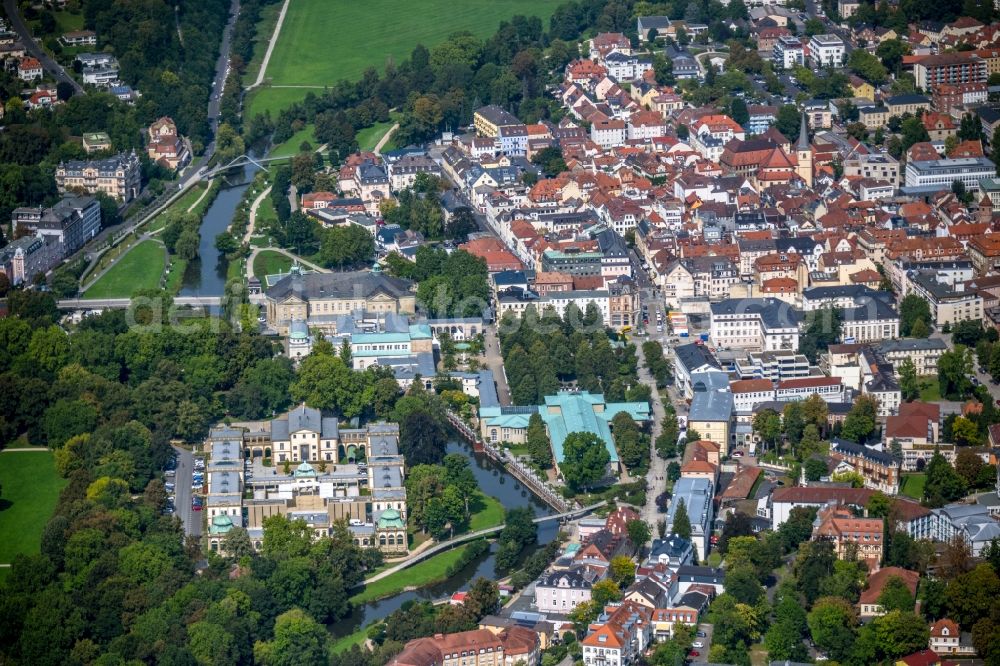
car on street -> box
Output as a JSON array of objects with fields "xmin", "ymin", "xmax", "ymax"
[
  {"xmin": 693, "ymin": 641, "xmax": 704, "ymax": 648},
  {"xmin": 732, "ymin": 450, "xmax": 744, "ymax": 457},
  {"xmin": 689, "ymin": 651, "xmax": 700, "ymax": 657},
  {"xmin": 696, "ymin": 631, "xmax": 706, "ymax": 637}
]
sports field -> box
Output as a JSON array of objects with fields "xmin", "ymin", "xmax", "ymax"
[
  {"xmin": 83, "ymin": 240, "xmax": 166, "ymax": 298},
  {"xmin": 0, "ymin": 451, "xmax": 67, "ymax": 565},
  {"xmin": 247, "ymin": 0, "xmax": 560, "ymax": 118}
]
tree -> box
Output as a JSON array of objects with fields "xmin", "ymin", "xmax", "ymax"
[
  {"xmin": 955, "ymin": 448, "xmax": 985, "ymax": 487},
  {"xmin": 951, "ymin": 416, "xmax": 980, "ymax": 447},
  {"xmin": 560, "ymin": 431, "xmax": 610, "ymax": 491},
  {"xmin": 900, "ymin": 294, "xmax": 932, "ymax": 336},
  {"xmin": 802, "ymin": 393, "xmax": 829, "ymax": 432},
  {"xmin": 899, "ymin": 357, "xmax": 919, "ymax": 401},
  {"xmin": 799, "ymin": 306, "xmax": 841, "ymax": 363},
  {"xmin": 651, "ymin": 53, "xmax": 675, "ymax": 86},
  {"xmin": 783, "ymin": 401, "xmax": 805, "ymax": 449},
  {"xmin": 591, "ymin": 578, "xmax": 622, "ymax": 606},
  {"xmin": 753, "ymin": 409, "xmax": 783, "ymax": 454},
  {"xmin": 464, "ymin": 577, "xmax": 500, "ymax": 619},
  {"xmin": 938, "ymin": 347, "xmax": 973, "ymax": 400},
  {"xmin": 725, "ymin": 564, "xmax": 765, "ymax": 605},
  {"xmin": 804, "ymin": 457, "xmax": 829, "ymax": 481},
  {"xmin": 399, "ymin": 409, "xmax": 448, "ymax": 465},
  {"xmin": 848, "ymin": 49, "xmax": 888, "ymax": 84},
  {"xmin": 946, "ymin": 563, "xmax": 1000, "ymax": 628},
  {"xmin": 872, "ymin": 610, "xmax": 931, "ymax": 659},
  {"xmin": 808, "ymin": 596, "xmax": 858, "ymax": 661},
  {"xmin": 958, "ymin": 113, "xmax": 982, "ymax": 142},
  {"xmin": 911, "ymin": 318, "xmax": 930, "ymax": 338},
  {"xmin": 609, "ymin": 555, "xmax": 636, "ymax": 587},
  {"xmin": 878, "ymin": 575, "xmax": 916, "ymax": 613},
  {"xmin": 253, "ymin": 609, "xmax": 329, "ymax": 666},
  {"xmin": 841, "ymin": 394, "xmax": 880, "ymax": 444},
  {"xmin": 776, "ymin": 104, "xmax": 802, "ymax": 139},
  {"xmin": 730, "ymin": 97, "xmax": 749, "ymax": 125},
  {"xmin": 671, "ymin": 498, "xmax": 692, "ymax": 540},
  {"xmin": 525, "ymin": 412, "xmax": 552, "ymax": 469},
  {"xmin": 626, "ymin": 519, "xmax": 651, "ymax": 551},
  {"xmin": 215, "ymin": 123, "xmax": 245, "ymax": 163},
  {"xmin": 923, "ymin": 452, "xmax": 968, "ymax": 508}
]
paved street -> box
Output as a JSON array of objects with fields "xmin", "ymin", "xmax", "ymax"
[
  {"xmin": 172, "ymin": 446, "xmax": 202, "ymax": 538},
  {"xmin": 2, "ymin": 0, "xmax": 83, "ymax": 94},
  {"xmin": 483, "ymin": 325, "xmax": 512, "ymax": 406}
]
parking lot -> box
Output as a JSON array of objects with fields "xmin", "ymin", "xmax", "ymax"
[{"xmin": 688, "ymin": 623, "xmax": 713, "ymax": 663}]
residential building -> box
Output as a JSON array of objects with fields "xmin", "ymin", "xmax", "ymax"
[
  {"xmin": 10, "ymin": 195, "xmax": 100, "ymax": 255},
  {"xmin": 388, "ymin": 155, "xmax": 441, "ymax": 190},
  {"xmin": 581, "ymin": 602, "xmax": 653, "ymax": 666},
  {"xmin": 906, "ymin": 269, "xmax": 984, "ymax": 327},
  {"xmin": 146, "ymin": 116, "xmax": 188, "ymax": 170},
  {"xmin": 17, "ymin": 56, "xmax": 42, "ymax": 80},
  {"xmin": 666, "ymin": 477, "xmax": 714, "ymax": 560},
  {"xmin": 55, "ymin": 151, "xmax": 141, "ymax": 202},
  {"xmin": 765, "ymin": 486, "xmax": 877, "ymax": 529},
  {"xmin": 808, "ymin": 34, "xmax": 846, "ymax": 67},
  {"xmin": 887, "ymin": 94, "xmax": 933, "ymax": 117},
  {"xmin": 873, "ymin": 338, "xmax": 948, "ymax": 376},
  {"xmin": 830, "ymin": 438, "xmax": 901, "ymax": 495},
  {"xmin": 773, "ymin": 35, "xmax": 804, "ymax": 69},
  {"xmin": 673, "ymin": 343, "xmax": 722, "ymax": 399},
  {"xmin": 474, "ymin": 105, "xmax": 521, "ymax": 138},
  {"xmin": 844, "ymin": 152, "xmax": 900, "ymax": 185},
  {"xmin": 967, "ymin": 235, "xmax": 1000, "ymax": 275},
  {"xmin": 535, "ymin": 568, "xmax": 593, "ymax": 613},
  {"xmin": 812, "ymin": 503, "xmax": 884, "ymax": 568},
  {"xmin": 914, "ymin": 52, "xmax": 987, "ymax": 92},
  {"xmin": 390, "ymin": 627, "xmax": 540, "ymax": 666},
  {"xmin": 82, "ymin": 132, "xmax": 112, "ymax": 153},
  {"xmin": 885, "ymin": 401, "xmax": 945, "ymax": 472},
  {"xmin": 858, "ymin": 567, "xmax": 920, "ymax": 618},
  {"xmin": 688, "ymin": 370, "xmax": 734, "ymax": 454},
  {"xmin": 60, "ymin": 30, "xmax": 96, "ymax": 46}
]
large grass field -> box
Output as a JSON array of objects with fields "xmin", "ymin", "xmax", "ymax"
[
  {"xmin": 468, "ymin": 494, "xmax": 504, "ymax": 532},
  {"xmin": 0, "ymin": 451, "xmax": 67, "ymax": 565},
  {"xmin": 247, "ymin": 0, "xmax": 560, "ymax": 118},
  {"xmin": 83, "ymin": 240, "xmax": 166, "ymax": 298},
  {"xmin": 350, "ymin": 543, "xmax": 472, "ymax": 605},
  {"xmin": 269, "ymin": 126, "xmax": 319, "ymax": 159},
  {"xmin": 900, "ymin": 473, "xmax": 927, "ymax": 501}
]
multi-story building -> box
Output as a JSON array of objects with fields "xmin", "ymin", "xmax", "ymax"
[
  {"xmin": 830, "ymin": 438, "xmax": 900, "ymax": 495},
  {"xmin": 709, "ymin": 298, "xmax": 802, "ymax": 352},
  {"xmin": 535, "ymin": 568, "xmax": 594, "ymax": 613},
  {"xmin": 474, "ymin": 105, "xmax": 521, "ymax": 138},
  {"xmin": 914, "ymin": 52, "xmax": 987, "ymax": 92},
  {"xmin": 873, "ymin": 338, "xmax": 948, "ymax": 376},
  {"xmin": 581, "ymin": 602, "xmax": 653, "ymax": 666},
  {"xmin": 903, "ymin": 157, "xmax": 996, "ymax": 194},
  {"xmin": 773, "ymin": 35, "xmax": 804, "ymax": 70},
  {"xmin": 264, "ymin": 267, "xmax": 416, "ymax": 335},
  {"xmin": 774, "ymin": 376, "xmax": 846, "ymax": 403},
  {"xmin": 858, "ymin": 567, "xmax": 920, "ymax": 618},
  {"xmin": 10, "ymin": 195, "xmax": 100, "ymax": 255},
  {"xmin": 886, "ymin": 94, "xmax": 932, "ymax": 117},
  {"xmin": 812, "ymin": 504, "xmax": 884, "ymax": 567},
  {"xmin": 808, "ymin": 34, "xmax": 845, "ymax": 67},
  {"xmin": 967, "ymin": 235, "xmax": 1000, "ymax": 275},
  {"xmin": 391, "ymin": 627, "xmax": 540, "ymax": 666},
  {"xmin": 843, "ymin": 152, "xmax": 900, "ymax": 186},
  {"xmin": 591, "ymin": 118, "xmax": 627, "ymax": 148},
  {"xmin": 387, "ymin": 154, "xmax": 441, "ymax": 191},
  {"xmin": 55, "ymin": 151, "xmax": 141, "ymax": 202},
  {"xmin": 673, "ymin": 343, "xmax": 722, "ymax": 399},
  {"xmin": 666, "ymin": 477, "xmax": 715, "ymax": 561},
  {"xmin": 905, "ymin": 269, "xmax": 984, "ymax": 327},
  {"xmin": 885, "ymin": 401, "xmax": 945, "ymax": 472},
  {"xmin": 734, "ymin": 350, "xmax": 811, "ymax": 381},
  {"xmin": 765, "ymin": 486, "xmax": 877, "ymax": 529}
]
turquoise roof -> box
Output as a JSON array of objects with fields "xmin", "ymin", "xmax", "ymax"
[
  {"xmin": 377, "ymin": 508, "xmax": 405, "ymax": 529},
  {"xmin": 408, "ymin": 324, "xmax": 432, "ymax": 340},
  {"xmin": 539, "ymin": 391, "xmax": 650, "ymax": 464},
  {"xmin": 293, "ymin": 461, "xmax": 317, "ymax": 478},
  {"xmin": 352, "ymin": 332, "xmax": 411, "ymax": 344}
]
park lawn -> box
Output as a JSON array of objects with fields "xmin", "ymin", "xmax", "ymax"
[
  {"xmin": 269, "ymin": 125, "xmax": 318, "ymax": 159},
  {"xmin": 350, "ymin": 543, "xmax": 471, "ymax": 605},
  {"xmin": 330, "ymin": 625, "xmax": 368, "ymax": 654},
  {"xmin": 356, "ymin": 113, "xmax": 402, "ymax": 153},
  {"xmin": 252, "ymin": 250, "xmax": 292, "ymax": 279},
  {"xmin": 468, "ymin": 494, "xmax": 505, "ymax": 531},
  {"xmin": 84, "ymin": 240, "xmax": 166, "ymax": 298},
  {"xmin": 0, "ymin": 451, "xmax": 67, "ymax": 564},
  {"xmin": 163, "ymin": 257, "xmax": 188, "ymax": 294},
  {"xmin": 247, "ymin": 0, "xmax": 560, "ymax": 118},
  {"xmin": 918, "ymin": 376, "xmax": 941, "ymax": 402},
  {"xmin": 147, "ymin": 184, "xmax": 209, "ymax": 233},
  {"xmin": 242, "ymin": 1, "xmax": 283, "ymax": 87},
  {"xmin": 900, "ymin": 473, "xmax": 927, "ymax": 501}
]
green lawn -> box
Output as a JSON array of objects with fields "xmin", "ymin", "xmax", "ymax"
[
  {"xmin": 331, "ymin": 625, "xmax": 368, "ymax": 654},
  {"xmin": 0, "ymin": 451, "xmax": 67, "ymax": 564},
  {"xmin": 900, "ymin": 473, "xmax": 927, "ymax": 501},
  {"xmin": 147, "ymin": 184, "xmax": 209, "ymax": 232},
  {"xmin": 252, "ymin": 250, "xmax": 292, "ymax": 279},
  {"xmin": 918, "ymin": 377, "xmax": 941, "ymax": 402},
  {"xmin": 351, "ymin": 543, "xmax": 471, "ymax": 605},
  {"xmin": 242, "ymin": 1, "xmax": 283, "ymax": 87},
  {"xmin": 269, "ymin": 125, "xmax": 318, "ymax": 159},
  {"xmin": 468, "ymin": 494, "xmax": 504, "ymax": 531},
  {"xmin": 83, "ymin": 240, "xmax": 166, "ymax": 298},
  {"xmin": 357, "ymin": 114, "xmax": 402, "ymax": 153},
  {"xmin": 247, "ymin": 0, "xmax": 560, "ymax": 118}
]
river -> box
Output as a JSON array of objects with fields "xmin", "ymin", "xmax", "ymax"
[
  {"xmin": 179, "ymin": 158, "xmax": 261, "ymax": 297},
  {"xmin": 329, "ymin": 439, "xmax": 558, "ymax": 641}
]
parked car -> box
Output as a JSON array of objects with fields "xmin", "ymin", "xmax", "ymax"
[
  {"xmin": 693, "ymin": 641, "xmax": 704, "ymax": 648},
  {"xmin": 696, "ymin": 631, "xmax": 706, "ymax": 638},
  {"xmin": 732, "ymin": 451, "xmax": 744, "ymax": 458},
  {"xmin": 689, "ymin": 651, "xmax": 700, "ymax": 657}
]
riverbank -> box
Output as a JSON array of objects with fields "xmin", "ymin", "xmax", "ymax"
[{"xmin": 351, "ymin": 543, "xmax": 474, "ymax": 605}]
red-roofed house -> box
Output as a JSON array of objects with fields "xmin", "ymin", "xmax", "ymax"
[
  {"xmin": 858, "ymin": 566, "xmax": 919, "ymax": 617},
  {"xmin": 812, "ymin": 504, "xmax": 884, "ymax": 568},
  {"xmin": 17, "ymin": 57, "xmax": 42, "ymax": 81},
  {"xmin": 459, "ymin": 238, "xmax": 524, "ymax": 273}
]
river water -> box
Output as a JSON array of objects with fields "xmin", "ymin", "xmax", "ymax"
[
  {"xmin": 179, "ymin": 159, "xmax": 260, "ymax": 297},
  {"xmin": 329, "ymin": 439, "xmax": 558, "ymax": 640}
]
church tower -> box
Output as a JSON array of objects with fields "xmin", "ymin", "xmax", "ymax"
[{"xmin": 796, "ymin": 112, "xmax": 813, "ymax": 187}]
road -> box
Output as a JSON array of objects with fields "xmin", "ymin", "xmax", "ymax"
[
  {"xmin": 483, "ymin": 325, "xmax": 512, "ymax": 405},
  {"xmin": 172, "ymin": 445, "xmax": 202, "ymax": 538},
  {"xmin": 2, "ymin": 0, "xmax": 84, "ymax": 94}
]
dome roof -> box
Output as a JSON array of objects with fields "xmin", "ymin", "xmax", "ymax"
[
  {"xmin": 212, "ymin": 514, "xmax": 233, "ymax": 528},
  {"xmin": 293, "ymin": 461, "xmax": 317, "ymax": 478}
]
